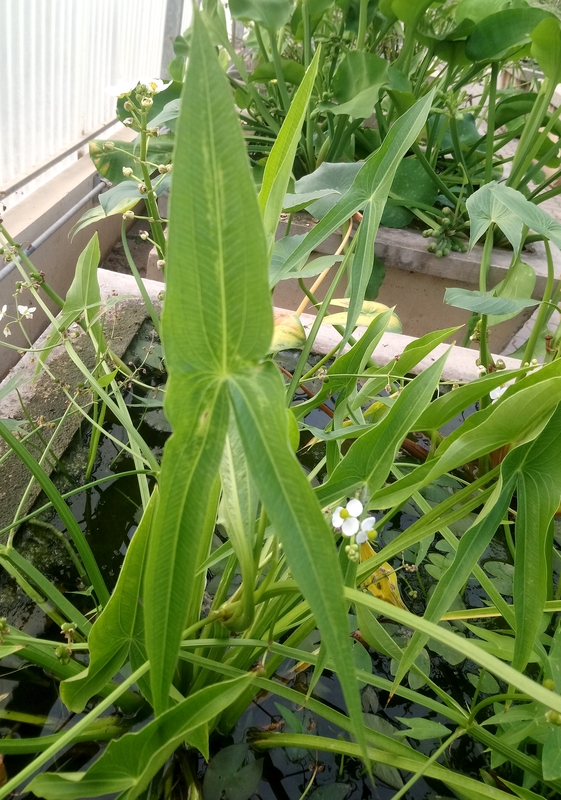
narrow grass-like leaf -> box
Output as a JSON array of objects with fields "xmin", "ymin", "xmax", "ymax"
[
  {"xmin": 275, "ymin": 92, "xmax": 435, "ymax": 284},
  {"xmin": 144, "ymin": 375, "xmax": 229, "ymax": 715},
  {"xmin": 317, "ymin": 350, "xmax": 449, "ymax": 507},
  {"xmin": 229, "ymin": 361, "xmax": 369, "ymax": 767},
  {"xmin": 60, "ymin": 489, "xmax": 158, "ymax": 713},
  {"xmin": 0, "ymin": 420, "xmax": 109, "ymax": 606},
  {"xmin": 29, "ymin": 676, "xmax": 253, "ymax": 800},
  {"xmin": 259, "ymin": 49, "xmax": 321, "ymax": 245}
]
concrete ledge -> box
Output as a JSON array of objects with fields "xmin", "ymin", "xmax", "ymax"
[
  {"xmin": 276, "ymin": 212, "xmax": 557, "ymax": 295},
  {"xmin": 0, "ymin": 270, "xmax": 163, "ymax": 531}
]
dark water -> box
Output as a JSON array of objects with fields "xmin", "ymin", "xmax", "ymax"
[{"xmin": 0, "ymin": 337, "xmax": 520, "ymax": 799}]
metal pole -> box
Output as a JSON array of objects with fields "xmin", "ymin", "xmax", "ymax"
[{"xmin": 160, "ymin": 0, "xmax": 186, "ymax": 79}]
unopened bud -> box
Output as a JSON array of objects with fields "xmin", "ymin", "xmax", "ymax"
[
  {"xmin": 122, "ymin": 167, "xmax": 133, "ymax": 177},
  {"xmin": 157, "ymin": 259, "xmax": 166, "ymax": 270},
  {"xmin": 544, "ymin": 679, "xmax": 556, "ymax": 691},
  {"xmin": 139, "ymin": 230, "xmax": 149, "ymax": 241},
  {"xmin": 158, "ymin": 164, "xmax": 171, "ymax": 174},
  {"xmin": 122, "ymin": 210, "xmax": 135, "ymax": 220},
  {"xmin": 103, "ymin": 141, "xmax": 115, "ymax": 150},
  {"xmin": 495, "ymin": 358, "xmax": 506, "ymax": 370},
  {"xmin": 123, "ymin": 100, "xmax": 133, "ymax": 111},
  {"xmin": 138, "ymin": 183, "xmax": 147, "ymax": 194},
  {"xmin": 123, "ymin": 117, "xmax": 134, "ymax": 126},
  {"xmin": 141, "ymin": 96, "xmax": 153, "ymax": 108},
  {"xmin": 546, "ymin": 710, "xmax": 561, "ymax": 726}
]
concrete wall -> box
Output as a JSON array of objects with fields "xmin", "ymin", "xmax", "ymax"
[{"xmin": 0, "ymin": 129, "xmax": 137, "ymax": 380}]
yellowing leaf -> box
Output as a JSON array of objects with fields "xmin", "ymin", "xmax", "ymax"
[
  {"xmin": 270, "ymin": 310, "xmax": 306, "ymax": 353},
  {"xmin": 323, "ymin": 299, "xmax": 402, "ymax": 332},
  {"xmin": 359, "ymin": 541, "xmax": 408, "ymax": 611}
]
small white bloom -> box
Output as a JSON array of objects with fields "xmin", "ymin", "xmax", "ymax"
[
  {"xmin": 105, "ymin": 80, "xmax": 138, "ymax": 97},
  {"xmin": 356, "ymin": 517, "xmax": 376, "ymax": 545},
  {"xmin": 0, "ymin": 304, "xmax": 6, "ymax": 321},
  {"xmin": 332, "ymin": 499, "xmax": 363, "ymax": 536},
  {"xmin": 490, "ymin": 385, "xmax": 508, "ymax": 403},
  {"xmin": 140, "ymin": 78, "xmax": 172, "ymax": 94},
  {"xmin": 17, "ymin": 305, "xmax": 36, "ymax": 319},
  {"xmin": 3, "ymin": 325, "xmax": 10, "ymax": 337}
]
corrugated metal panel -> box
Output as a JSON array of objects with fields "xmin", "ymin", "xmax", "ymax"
[{"xmin": 0, "ymin": 0, "xmax": 170, "ymax": 207}]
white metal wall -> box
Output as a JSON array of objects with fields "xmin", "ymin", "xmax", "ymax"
[{"xmin": 0, "ymin": 0, "xmax": 171, "ymax": 208}]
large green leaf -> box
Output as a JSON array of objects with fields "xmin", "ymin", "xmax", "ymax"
[
  {"xmin": 444, "ymin": 287, "xmax": 538, "ymax": 316},
  {"xmin": 29, "ymin": 676, "xmax": 253, "ymax": 800},
  {"xmin": 277, "ymin": 92, "xmax": 434, "ymax": 283},
  {"xmin": 60, "ymin": 489, "xmax": 158, "ymax": 713},
  {"xmin": 381, "ymin": 157, "xmax": 438, "ymax": 228},
  {"xmin": 466, "ymin": 7, "xmax": 553, "ymax": 62},
  {"xmin": 259, "ymin": 48, "xmax": 320, "ymax": 244},
  {"xmin": 162, "ymin": 19, "xmax": 271, "ymax": 374},
  {"xmin": 37, "ymin": 234, "xmax": 104, "ymax": 371},
  {"xmin": 467, "ymin": 182, "xmax": 561, "ymax": 250},
  {"xmin": 228, "ymin": 361, "xmax": 370, "ymax": 766},
  {"xmin": 530, "ymin": 16, "xmax": 561, "ymax": 82},
  {"xmin": 487, "ymin": 259, "xmax": 536, "ymax": 326},
  {"xmin": 316, "ymin": 350, "xmax": 449, "ymax": 507},
  {"xmin": 323, "ymin": 51, "xmax": 389, "ymax": 119},
  {"xmin": 455, "ymin": 0, "xmax": 519, "ymax": 25},
  {"xmin": 293, "ymin": 162, "xmax": 362, "ymax": 219},
  {"xmin": 89, "ymin": 135, "xmax": 174, "ymax": 184},
  {"xmin": 229, "ymin": 0, "xmax": 294, "ymax": 29}
]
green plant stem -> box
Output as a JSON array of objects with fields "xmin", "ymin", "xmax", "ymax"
[
  {"xmin": 253, "ymin": 22, "xmax": 270, "ymax": 62},
  {"xmin": 521, "ymin": 238, "xmax": 554, "ymax": 367},
  {"xmin": 301, "ymin": 0, "xmax": 315, "ymax": 172},
  {"xmin": 507, "ymin": 87, "xmax": 550, "ymax": 188},
  {"xmin": 121, "ymin": 221, "xmax": 161, "ymax": 336},
  {"xmin": 356, "ymin": 0, "xmax": 369, "ymax": 50},
  {"xmin": 0, "ymin": 662, "xmax": 150, "ymax": 800},
  {"xmin": 269, "ymin": 29, "xmax": 290, "ymax": 110},
  {"xmin": 484, "ymin": 62, "xmax": 498, "ymax": 185},
  {"xmin": 85, "ymin": 399, "xmax": 106, "ymax": 480},
  {"xmin": 287, "ymin": 242, "xmax": 355, "ymax": 404},
  {"xmin": 391, "ymin": 728, "xmax": 465, "ymax": 800},
  {"xmin": 478, "ymin": 228, "xmax": 494, "ymax": 375},
  {"xmin": 410, "ymin": 143, "xmax": 458, "ymax": 206},
  {"xmin": 139, "ymin": 116, "xmax": 167, "ymax": 258}
]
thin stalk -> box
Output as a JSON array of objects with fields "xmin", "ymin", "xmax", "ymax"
[
  {"xmin": 356, "ymin": 0, "xmax": 369, "ymax": 50},
  {"xmin": 139, "ymin": 117, "xmax": 166, "ymax": 258},
  {"xmin": 287, "ymin": 239, "xmax": 356, "ymax": 404},
  {"xmin": 301, "ymin": 0, "xmax": 315, "ymax": 171},
  {"xmin": 253, "ymin": 22, "xmax": 270, "ymax": 62},
  {"xmin": 507, "ymin": 87, "xmax": 550, "ymax": 188},
  {"xmin": 0, "ymin": 662, "xmax": 149, "ymax": 800},
  {"xmin": 411, "ymin": 143, "xmax": 458, "ymax": 206},
  {"xmin": 296, "ymin": 218, "xmax": 354, "ymax": 315},
  {"xmin": 85, "ymin": 399, "xmax": 106, "ymax": 480},
  {"xmin": 269, "ymin": 29, "xmax": 290, "ymax": 110},
  {"xmin": 391, "ymin": 729, "xmax": 465, "ymax": 800},
  {"xmin": 521, "ymin": 238, "xmax": 555, "ymax": 366},
  {"xmin": 121, "ymin": 221, "xmax": 161, "ymax": 336},
  {"xmin": 478, "ymin": 228, "xmax": 494, "ymax": 376},
  {"xmin": 484, "ymin": 62, "xmax": 498, "ymax": 185}
]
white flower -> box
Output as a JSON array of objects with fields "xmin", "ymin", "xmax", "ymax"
[
  {"xmin": 356, "ymin": 516, "xmax": 377, "ymax": 544},
  {"xmin": 105, "ymin": 80, "xmax": 139, "ymax": 97},
  {"xmin": 3, "ymin": 325, "xmax": 10, "ymax": 338},
  {"xmin": 17, "ymin": 305, "xmax": 36, "ymax": 319},
  {"xmin": 332, "ymin": 499, "xmax": 363, "ymax": 536},
  {"xmin": 140, "ymin": 78, "xmax": 172, "ymax": 94},
  {"xmin": 0, "ymin": 304, "xmax": 6, "ymax": 321}
]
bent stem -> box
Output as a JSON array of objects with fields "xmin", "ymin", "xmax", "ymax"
[
  {"xmin": 296, "ymin": 217, "xmax": 354, "ymax": 316},
  {"xmin": 521, "ymin": 238, "xmax": 554, "ymax": 367}
]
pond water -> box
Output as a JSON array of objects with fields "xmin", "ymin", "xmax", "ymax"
[{"xmin": 0, "ymin": 323, "xmax": 527, "ymax": 799}]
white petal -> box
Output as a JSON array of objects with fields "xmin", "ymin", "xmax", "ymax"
[
  {"xmin": 356, "ymin": 530, "xmax": 369, "ymax": 544},
  {"xmin": 341, "ymin": 517, "xmax": 359, "ymax": 536},
  {"xmin": 489, "ymin": 385, "xmax": 507, "ymax": 402},
  {"xmin": 1, "ymin": 305, "xmax": 6, "ymax": 314},
  {"xmin": 332, "ymin": 507, "xmax": 344, "ymax": 528},
  {"xmin": 361, "ymin": 517, "xmax": 377, "ymax": 532},
  {"xmin": 346, "ymin": 498, "xmax": 363, "ymax": 517},
  {"xmin": 17, "ymin": 305, "xmax": 27, "ymax": 314}
]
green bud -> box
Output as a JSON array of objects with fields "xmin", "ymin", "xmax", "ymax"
[
  {"xmin": 442, "ymin": 206, "xmax": 451, "ymax": 215},
  {"xmin": 546, "ymin": 710, "xmax": 561, "ymax": 726},
  {"xmin": 495, "ymin": 358, "xmax": 506, "ymax": 370},
  {"xmin": 435, "ymin": 249, "xmax": 443, "ymax": 258},
  {"xmin": 543, "ymin": 678, "xmax": 556, "ymax": 691},
  {"xmin": 103, "ymin": 141, "xmax": 115, "ymax": 150}
]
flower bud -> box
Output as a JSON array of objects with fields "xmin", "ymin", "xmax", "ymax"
[
  {"xmin": 122, "ymin": 210, "xmax": 135, "ymax": 220},
  {"xmin": 495, "ymin": 358, "xmax": 506, "ymax": 370},
  {"xmin": 158, "ymin": 164, "xmax": 170, "ymax": 174},
  {"xmin": 103, "ymin": 141, "xmax": 115, "ymax": 150},
  {"xmin": 123, "ymin": 100, "xmax": 133, "ymax": 111},
  {"xmin": 157, "ymin": 259, "xmax": 166, "ymax": 270},
  {"xmin": 123, "ymin": 117, "xmax": 134, "ymax": 126},
  {"xmin": 138, "ymin": 183, "xmax": 147, "ymax": 194},
  {"xmin": 122, "ymin": 167, "xmax": 133, "ymax": 177},
  {"xmin": 141, "ymin": 96, "xmax": 153, "ymax": 108},
  {"xmin": 546, "ymin": 710, "xmax": 561, "ymax": 726},
  {"xmin": 139, "ymin": 230, "xmax": 149, "ymax": 241},
  {"xmin": 544, "ymin": 679, "xmax": 556, "ymax": 691}
]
